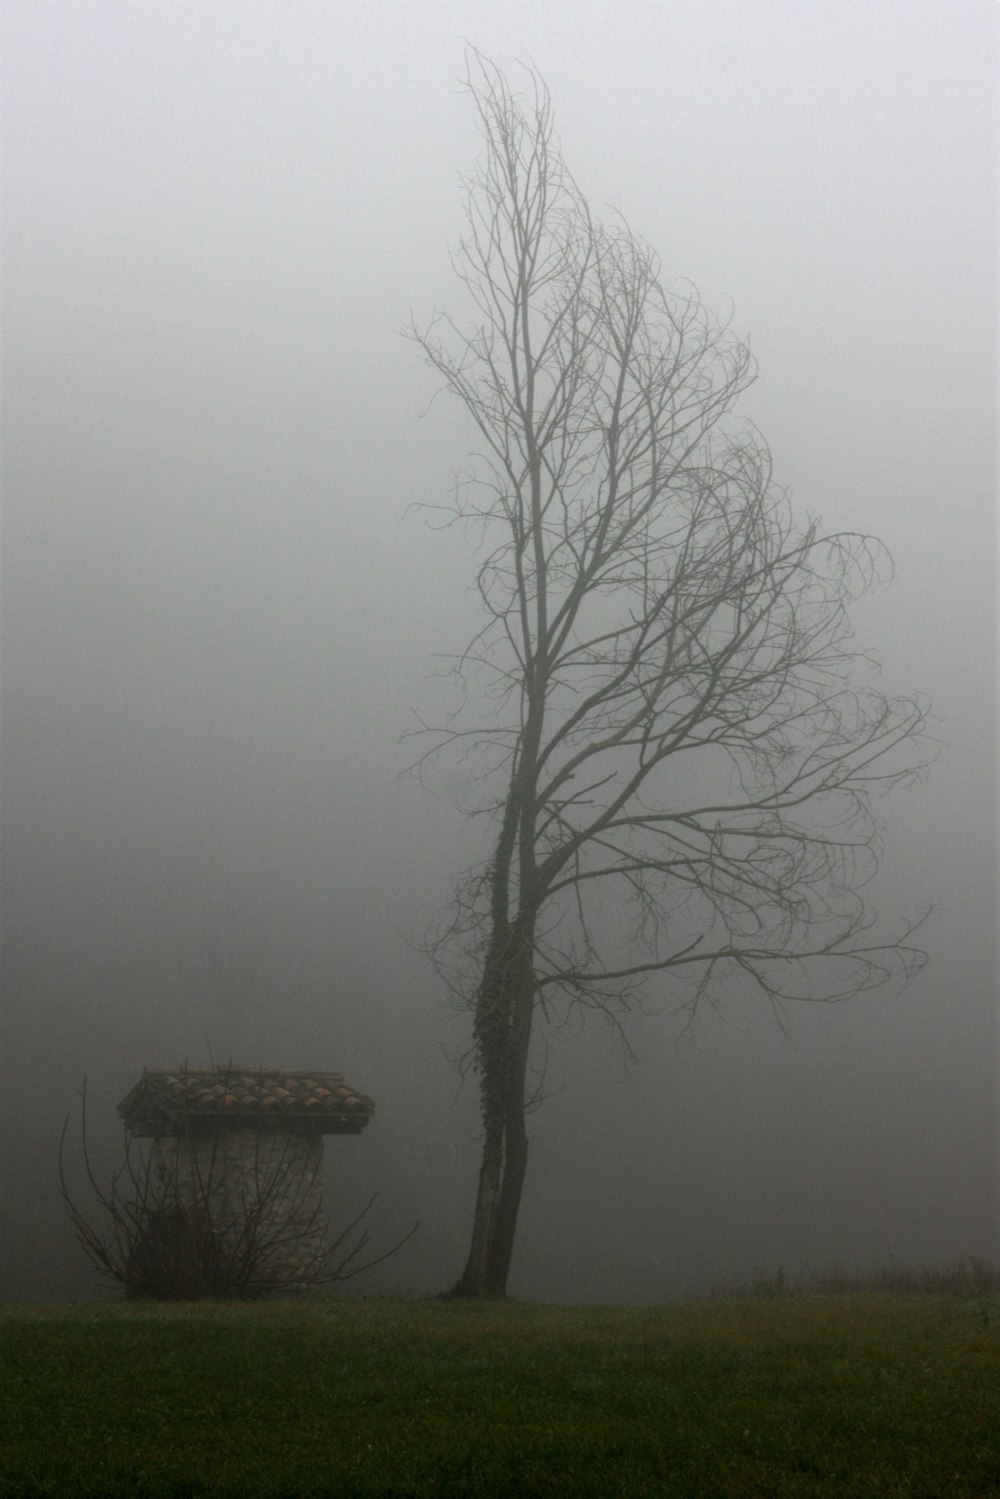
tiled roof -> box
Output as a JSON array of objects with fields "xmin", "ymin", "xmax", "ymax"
[{"xmin": 117, "ymin": 1068, "xmax": 374, "ymax": 1133}]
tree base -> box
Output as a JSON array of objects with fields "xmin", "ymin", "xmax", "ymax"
[{"xmin": 437, "ymin": 1280, "xmax": 508, "ymax": 1302}]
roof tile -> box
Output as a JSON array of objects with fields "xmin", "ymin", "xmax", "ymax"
[{"xmin": 116, "ymin": 1067, "xmax": 375, "ymax": 1134}]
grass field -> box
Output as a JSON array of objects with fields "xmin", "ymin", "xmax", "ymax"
[{"xmin": 2, "ymin": 1288, "xmax": 999, "ymax": 1497}]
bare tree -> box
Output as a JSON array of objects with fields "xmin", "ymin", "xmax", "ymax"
[{"xmin": 407, "ymin": 54, "xmax": 930, "ymax": 1300}]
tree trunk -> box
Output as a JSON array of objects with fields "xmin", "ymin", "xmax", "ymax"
[
  {"xmin": 443, "ymin": 939, "xmax": 535, "ymax": 1300},
  {"xmin": 443, "ymin": 1113, "xmax": 505, "ymax": 1299},
  {"xmin": 482, "ymin": 1100, "xmax": 529, "ymax": 1296}
]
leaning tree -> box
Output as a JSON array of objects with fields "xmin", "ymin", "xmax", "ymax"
[{"xmin": 408, "ymin": 53, "xmax": 929, "ymax": 1300}]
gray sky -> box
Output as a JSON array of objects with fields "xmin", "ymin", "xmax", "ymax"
[{"xmin": 2, "ymin": 1, "xmax": 996, "ymax": 1301}]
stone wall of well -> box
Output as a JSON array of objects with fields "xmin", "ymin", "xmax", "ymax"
[{"xmin": 149, "ymin": 1126, "xmax": 325, "ymax": 1290}]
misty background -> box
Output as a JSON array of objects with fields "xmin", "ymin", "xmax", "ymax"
[{"xmin": 1, "ymin": 1, "xmax": 996, "ymax": 1302}]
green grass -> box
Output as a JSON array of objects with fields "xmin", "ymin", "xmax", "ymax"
[{"xmin": 2, "ymin": 1293, "xmax": 999, "ymax": 1497}]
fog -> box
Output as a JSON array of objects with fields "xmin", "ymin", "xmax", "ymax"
[{"xmin": 2, "ymin": 2, "xmax": 996, "ymax": 1303}]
